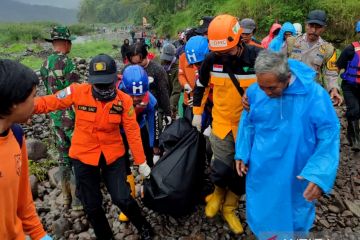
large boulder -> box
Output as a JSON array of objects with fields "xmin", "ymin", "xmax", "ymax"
[
  {"xmin": 26, "ymin": 139, "xmax": 48, "ymax": 161},
  {"xmin": 52, "ymin": 217, "xmax": 70, "ymax": 239}
]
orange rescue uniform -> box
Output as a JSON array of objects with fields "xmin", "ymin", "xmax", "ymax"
[
  {"xmin": 193, "ymin": 47, "xmax": 259, "ymax": 139},
  {"xmin": 178, "ymin": 53, "xmax": 196, "ymax": 105},
  {"xmin": 34, "ymin": 83, "xmax": 146, "ymax": 166},
  {"xmin": 0, "ymin": 130, "xmax": 46, "ymax": 240}
]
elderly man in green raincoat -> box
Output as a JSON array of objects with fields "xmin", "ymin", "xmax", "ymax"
[{"xmin": 235, "ymin": 50, "xmax": 340, "ymax": 239}]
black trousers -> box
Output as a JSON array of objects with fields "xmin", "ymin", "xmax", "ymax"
[
  {"xmin": 342, "ymin": 80, "xmax": 360, "ymax": 121},
  {"xmin": 73, "ymin": 154, "xmax": 149, "ymax": 240}
]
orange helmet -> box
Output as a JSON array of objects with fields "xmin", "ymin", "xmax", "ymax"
[{"xmin": 208, "ymin": 14, "xmax": 242, "ymax": 51}]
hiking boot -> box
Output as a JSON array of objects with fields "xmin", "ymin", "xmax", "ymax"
[{"xmin": 139, "ymin": 224, "xmax": 154, "ymax": 240}]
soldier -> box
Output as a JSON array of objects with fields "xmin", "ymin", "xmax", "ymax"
[
  {"xmin": 40, "ymin": 26, "xmax": 82, "ymax": 210},
  {"xmin": 286, "ymin": 10, "xmax": 343, "ymax": 105}
]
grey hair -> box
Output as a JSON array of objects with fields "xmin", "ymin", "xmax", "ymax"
[{"xmin": 254, "ymin": 50, "xmax": 289, "ymax": 83}]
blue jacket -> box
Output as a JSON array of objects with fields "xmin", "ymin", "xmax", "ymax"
[
  {"xmin": 269, "ymin": 22, "xmax": 295, "ymax": 52},
  {"xmin": 137, "ymin": 92, "xmax": 158, "ymax": 148},
  {"xmin": 235, "ymin": 59, "xmax": 339, "ymax": 239}
]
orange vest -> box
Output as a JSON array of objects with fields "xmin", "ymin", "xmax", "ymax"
[
  {"xmin": 34, "ymin": 83, "xmax": 145, "ymax": 166},
  {"xmin": 193, "ymin": 72, "xmax": 256, "ymax": 139},
  {"xmin": 178, "ymin": 53, "xmax": 197, "ymax": 105}
]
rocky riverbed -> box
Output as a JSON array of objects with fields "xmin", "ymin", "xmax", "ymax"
[{"xmin": 23, "ymin": 58, "xmax": 360, "ymax": 240}]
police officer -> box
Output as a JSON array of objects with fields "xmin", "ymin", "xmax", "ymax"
[
  {"xmin": 41, "ymin": 26, "xmax": 82, "ymax": 210},
  {"xmin": 336, "ymin": 21, "xmax": 360, "ymax": 151},
  {"xmin": 34, "ymin": 54, "xmax": 153, "ymax": 240},
  {"xmin": 192, "ymin": 15, "xmax": 260, "ymax": 235},
  {"xmin": 286, "ymin": 10, "xmax": 343, "ymax": 105}
]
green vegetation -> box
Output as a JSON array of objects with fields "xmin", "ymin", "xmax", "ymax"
[
  {"xmin": 78, "ymin": 0, "xmax": 360, "ymax": 45},
  {"xmin": 20, "ymin": 56, "xmax": 44, "ymax": 70},
  {"xmin": 69, "ymin": 40, "xmax": 119, "ymax": 59},
  {"xmin": 0, "ymin": 22, "xmax": 95, "ymax": 45},
  {"xmin": 29, "ymin": 159, "xmax": 57, "ymax": 181}
]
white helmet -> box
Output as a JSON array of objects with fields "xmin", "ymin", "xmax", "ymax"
[{"xmin": 293, "ymin": 23, "xmax": 302, "ymax": 36}]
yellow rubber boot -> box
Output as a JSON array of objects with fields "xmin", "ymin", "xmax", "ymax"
[
  {"xmin": 205, "ymin": 193, "xmax": 213, "ymax": 203},
  {"xmin": 222, "ymin": 190, "xmax": 244, "ymax": 234},
  {"xmin": 205, "ymin": 186, "xmax": 226, "ymax": 218},
  {"xmin": 118, "ymin": 174, "xmax": 136, "ymax": 222}
]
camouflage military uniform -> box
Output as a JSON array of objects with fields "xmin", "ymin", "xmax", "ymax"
[
  {"xmin": 41, "ymin": 52, "xmax": 79, "ymax": 164},
  {"xmin": 287, "ymin": 34, "xmax": 339, "ymax": 91},
  {"xmin": 41, "ymin": 26, "xmax": 82, "ymax": 209}
]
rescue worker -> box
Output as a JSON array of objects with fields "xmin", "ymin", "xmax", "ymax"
[
  {"xmin": 176, "ymin": 27, "xmax": 199, "ymax": 59},
  {"xmin": 118, "ymin": 65, "xmax": 160, "ymax": 222},
  {"xmin": 33, "ymin": 54, "xmax": 153, "ymax": 240},
  {"xmin": 126, "ymin": 42, "xmax": 172, "ymax": 131},
  {"xmin": 261, "ymin": 22, "xmax": 281, "ymax": 48},
  {"xmin": 180, "ymin": 36, "xmax": 210, "ymax": 116},
  {"xmin": 0, "ymin": 59, "xmax": 52, "ymax": 240},
  {"xmin": 239, "ymin": 18, "xmax": 263, "ymax": 48},
  {"xmin": 336, "ymin": 21, "xmax": 360, "ymax": 151},
  {"xmin": 268, "ymin": 22, "xmax": 296, "ymax": 54},
  {"xmin": 235, "ymin": 50, "xmax": 339, "ymax": 239},
  {"xmin": 160, "ymin": 43, "xmax": 181, "ymax": 119},
  {"xmin": 40, "ymin": 25, "xmax": 82, "ymax": 210},
  {"xmin": 192, "ymin": 14, "xmax": 260, "ymax": 234},
  {"xmin": 287, "ymin": 10, "xmax": 343, "ymax": 105}
]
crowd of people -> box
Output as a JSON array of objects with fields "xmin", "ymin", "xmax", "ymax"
[{"xmin": 1, "ymin": 8, "xmax": 360, "ymax": 240}]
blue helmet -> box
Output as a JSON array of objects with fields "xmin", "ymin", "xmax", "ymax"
[
  {"xmin": 185, "ymin": 36, "xmax": 209, "ymax": 64},
  {"xmin": 120, "ymin": 65, "xmax": 149, "ymax": 96},
  {"xmin": 356, "ymin": 21, "xmax": 360, "ymax": 33}
]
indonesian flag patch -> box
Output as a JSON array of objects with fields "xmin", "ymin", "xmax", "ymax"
[{"xmin": 213, "ymin": 64, "xmax": 223, "ymax": 72}]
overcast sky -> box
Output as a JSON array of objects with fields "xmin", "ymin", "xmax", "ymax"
[{"xmin": 13, "ymin": 0, "xmax": 81, "ymax": 9}]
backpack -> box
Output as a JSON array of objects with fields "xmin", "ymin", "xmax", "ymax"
[{"xmin": 10, "ymin": 124, "xmax": 24, "ymax": 148}]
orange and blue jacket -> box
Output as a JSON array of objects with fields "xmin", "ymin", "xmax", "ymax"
[
  {"xmin": 0, "ymin": 130, "xmax": 46, "ymax": 240},
  {"xmin": 34, "ymin": 83, "xmax": 146, "ymax": 166},
  {"xmin": 178, "ymin": 53, "xmax": 197, "ymax": 105}
]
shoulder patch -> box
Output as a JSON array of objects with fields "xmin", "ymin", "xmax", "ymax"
[
  {"xmin": 320, "ymin": 43, "xmax": 335, "ymax": 60},
  {"xmin": 56, "ymin": 86, "xmax": 72, "ymax": 99},
  {"xmin": 128, "ymin": 105, "xmax": 135, "ymax": 117},
  {"xmin": 326, "ymin": 51, "xmax": 338, "ymax": 71},
  {"xmin": 110, "ymin": 101, "xmax": 123, "ymax": 114}
]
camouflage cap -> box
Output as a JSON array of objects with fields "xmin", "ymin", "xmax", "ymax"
[{"xmin": 45, "ymin": 26, "xmax": 76, "ymax": 42}]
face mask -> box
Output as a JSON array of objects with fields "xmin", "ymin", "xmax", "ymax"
[{"xmin": 92, "ymin": 84, "xmax": 116, "ymax": 101}]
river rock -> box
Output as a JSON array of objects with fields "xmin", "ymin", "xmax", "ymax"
[
  {"xmin": 345, "ymin": 200, "xmax": 360, "ymax": 218},
  {"xmin": 328, "ymin": 205, "xmax": 340, "ymax": 213},
  {"xmin": 73, "ymin": 221, "xmax": 89, "ymax": 234},
  {"xmin": 52, "ymin": 217, "xmax": 70, "ymax": 238},
  {"xmin": 78, "ymin": 231, "xmax": 92, "ymax": 240},
  {"xmin": 26, "ymin": 138, "xmax": 47, "ymax": 160}
]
